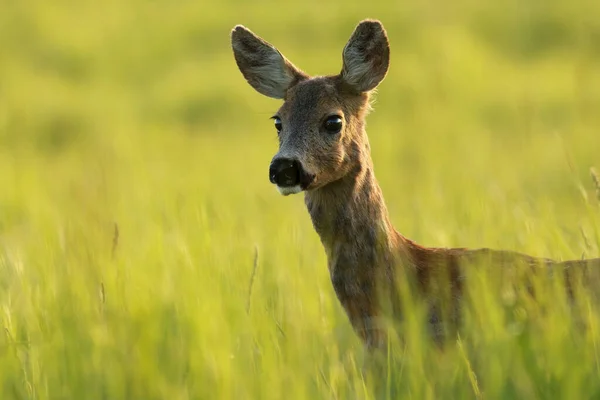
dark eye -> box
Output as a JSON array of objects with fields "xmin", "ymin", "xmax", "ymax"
[
  {"xmin": 274, "ymin": 117, "xmax": 282, "ymax": 133},
  {"xmin": 323, "ymin": 115, "xmax": 342, "ymax": 134}
]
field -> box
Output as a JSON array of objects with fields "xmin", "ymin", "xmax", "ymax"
[{"xmin": 1, "ymin": 0, "xmax": 600, "ymax": 398}]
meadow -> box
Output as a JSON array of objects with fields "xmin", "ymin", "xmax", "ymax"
[{"xmin": 1, "ymin": 0, "xmax": 600, "ymax": 398}]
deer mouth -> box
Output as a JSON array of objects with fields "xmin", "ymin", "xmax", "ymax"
[
  {"xmin": 275, "ymin": 173, "xmax": 315, "ymax": 196},
  {"xmin": 276, "ymin": 185, "xmax": 303, "ymax": 196}
]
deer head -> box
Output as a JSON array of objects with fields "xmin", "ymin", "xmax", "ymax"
[{"xmin": 231, "ymin": 19, "xmax": 390, "ymax": 195}]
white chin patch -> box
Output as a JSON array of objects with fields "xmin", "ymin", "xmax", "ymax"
[{"xmin": 276, "ymin": 185, "xmax": 302, "ymax": 196}]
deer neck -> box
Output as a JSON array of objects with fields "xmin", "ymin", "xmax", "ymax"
[{"xmin": 304, "ymin": 157, "xmax": 404, "ymax": 273}]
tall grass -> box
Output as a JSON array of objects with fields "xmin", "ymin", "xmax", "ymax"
[{"xmin": 1, "ymin": 0, "xmax": 599, "ymax": 398}]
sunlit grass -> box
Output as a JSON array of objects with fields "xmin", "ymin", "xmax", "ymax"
[{"xmin": 1, "ymin": 0, "xmax": 600, "ymax": 398}]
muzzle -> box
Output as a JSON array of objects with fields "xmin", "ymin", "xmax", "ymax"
[{"xmin": 269, "ymin": 157, "xmax": 314, "ymax": 195}]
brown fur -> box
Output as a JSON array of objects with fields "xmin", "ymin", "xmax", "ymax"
[{"xmin": 231, "ymin": 20, "xmax": 600, "ymax": 350}]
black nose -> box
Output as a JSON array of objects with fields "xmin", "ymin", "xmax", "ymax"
[{"xmin": 269, "ymin": 158, "xmax": 300, "ymax": 187}]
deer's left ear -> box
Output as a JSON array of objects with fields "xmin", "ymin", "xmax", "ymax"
[
  {"xmin": 231, "ymin": 25, "xmax": 307, "ymax": 99},
  {"xmin": 340, "ymin": 19, "xmax": 390, "ymax": 93}
]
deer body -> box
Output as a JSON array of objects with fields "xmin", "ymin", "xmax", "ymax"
[{"xmin": 231, "ymin": 20, "xmax": 600, "ymax": 349}]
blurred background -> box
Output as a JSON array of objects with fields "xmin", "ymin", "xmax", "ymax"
[
  {"xmin": 1, "ymin": 0, "xmax": 600, "ymax": 398},
  {"xmin": 1, "ymin": 0, "xmax": 598, "ymax": 246}
]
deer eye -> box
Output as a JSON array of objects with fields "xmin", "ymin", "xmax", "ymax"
[
  {"xmin": 323, "ymin": 115, "xmax": 342, "ymax": 134},
  {"xmin": 273, "ymin": 117, "xmax": 282, "ymax": 133}
]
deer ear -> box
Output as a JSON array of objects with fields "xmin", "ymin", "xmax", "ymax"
[
  {"xmin": 340, "ymin": 19, "xmax": 390, "ymax": 93},
  {"xmin": 231, "ymin": 25, "xmax": 307, "ymax": 99}
]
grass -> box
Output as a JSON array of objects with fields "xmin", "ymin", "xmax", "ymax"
[{"xmin": 1, "ymin": 0, "xmax": 600, "ymax": 398}]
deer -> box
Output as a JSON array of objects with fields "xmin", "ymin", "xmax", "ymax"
[{"xmin": 230, "ymin": 19, "xmax": 600, "ymax": 350}]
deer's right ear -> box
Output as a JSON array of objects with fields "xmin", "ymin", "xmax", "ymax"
[
  {"xmin": 231, "ymin": 25, "xmax": 307, "ymax": 99},
  {"xmin": 341, "ymin": 20, "xmax": 390, "ymax": 93}
]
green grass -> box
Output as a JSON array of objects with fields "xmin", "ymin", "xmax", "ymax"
[{"xmin": 1, "ymin": 0, "xmax": 600, "ymax": 398}]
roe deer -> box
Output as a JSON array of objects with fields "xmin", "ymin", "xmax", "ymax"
[{"xmin": 231, "ymin": 19, "xmax": 600, "ymax": 349}]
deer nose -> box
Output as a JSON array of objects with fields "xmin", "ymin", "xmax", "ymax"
[{"xmin": 269, "ymin": 158, "xmax": 300, "ymax": 187}]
